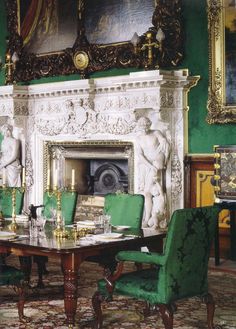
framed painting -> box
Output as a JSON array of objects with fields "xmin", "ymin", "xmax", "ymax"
[
  {"xmin": 5, "ymin": 0, "xmax": 183, "ymax": 83},
  {"xmin": 207, "ymin": 0, "xmax": 236, "ymax": 123},
  {"xmin": 18, "ymin": 0, "xmax": 78, "ymax": 54}
]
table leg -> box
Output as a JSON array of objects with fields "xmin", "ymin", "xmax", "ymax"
[
  {"xmin": 230, "ymin": 210, "xmax": 236, "ymax": 261},
  {"xmin": 19, "ymin": 256, "xmax": 32, "ymax": 283},
  {"xmin": 61, "ymin": 253, "xmax": 81, "ymax": 327},
  {"xmin": 214, "ymin": 217, "xmax": 220, "ymax": 266}
]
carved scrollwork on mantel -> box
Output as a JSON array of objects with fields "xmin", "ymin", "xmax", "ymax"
[{"xmin": 5, "ymin": 0, "xmax": 184, "ymax": 83}]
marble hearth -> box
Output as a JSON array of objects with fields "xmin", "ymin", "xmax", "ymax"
[{"xmin": 0, "ymin": 70, "xmax": 199, "ymax": 228}]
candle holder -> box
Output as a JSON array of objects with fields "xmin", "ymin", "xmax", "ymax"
[{"xmin": 46, "ymin": 187, "xmax": 66, "ymax": 238}]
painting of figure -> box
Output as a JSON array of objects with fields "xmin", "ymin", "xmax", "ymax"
[{"xmin": 19, "ymin": 0, "xmax": 77, "ymax": 54}]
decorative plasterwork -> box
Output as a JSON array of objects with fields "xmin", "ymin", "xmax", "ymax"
[{"xmin": 0, "ymin": 70, "xmax": 199, "ymax": 228}]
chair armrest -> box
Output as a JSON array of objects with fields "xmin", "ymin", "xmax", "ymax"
[{"xmin": 116, "ymin": 250, "xmax": 166, "ymax": 266}]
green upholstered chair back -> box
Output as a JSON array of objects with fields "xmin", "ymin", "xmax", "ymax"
[
  {"xmin": 0, "ymin": 188, "xmax": 24, "ymax": 218},
  {"xmin": 156, "ymin": 205, "xmax": 220, "ymax": 303},
  {"xmin": 104, "ymin": 193, "xmax": 144, "ymax": 229},
  {"xmin": 43, "ymin": 191, "xmax": 78, "ymax": 225}
]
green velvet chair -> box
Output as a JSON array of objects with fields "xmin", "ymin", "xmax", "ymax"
[
  {"xmin": 104, "ymin": 193, "xmax": 144, "ymax": 229},
  {"xmin": 0, "ymin": 188, "xmax": 24, "ymax": 217},
  {"xmin": 0, "ymin": 263, "xmax": 26, "ymax": 321},
  {"xmin": 43, "ymin": 190, "xmax": 78, "ymax": 225},
  {"xmin": 85, "ymin": 193, "xmax": 144, "ymax": 268},
  {"xmin": 92, "ymin": 205, "xmax": 221, "ymax": 329}
]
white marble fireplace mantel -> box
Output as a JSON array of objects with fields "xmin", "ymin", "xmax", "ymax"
[{"xmin": 0, "ymin": 69, "xmax": 199, "ymax": 228}]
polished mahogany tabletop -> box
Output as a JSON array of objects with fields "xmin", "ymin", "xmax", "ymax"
[{"xmin": 0, "ymin": 220, "xmax": 166, "ymax": 255}]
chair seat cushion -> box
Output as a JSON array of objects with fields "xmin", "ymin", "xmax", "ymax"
[
  {"xmin": 98, "ymin": 268, "xmax": 160, "ymax": 304},
  {"xmin": 0, "ymin": 265, "xmax": 24, "ymax": 285}
]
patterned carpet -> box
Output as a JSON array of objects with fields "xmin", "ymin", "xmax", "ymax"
[{"xmin": 0, "ymin": 255, "xmax": 235, "ymax": 329}]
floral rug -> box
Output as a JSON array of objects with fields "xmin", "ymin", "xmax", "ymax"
[{"xmin": 0, "ymin": 256, "xmax": 236, "ymax": 329}]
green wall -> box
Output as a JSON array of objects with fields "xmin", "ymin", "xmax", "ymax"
[
  {"xmin": 181, "ymin": 0, "xmax": 236, "ymax": 154},
  {"xmin": 0, "ymin": 0, "xmax": 235, "ymax": 153}
]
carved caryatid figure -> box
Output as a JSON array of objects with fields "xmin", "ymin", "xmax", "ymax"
[
  {"xmin": 0, "ymin": 124, "xmax": 22, "ymax": 187},
  {"xmin": 136, "ymin": 116, "xmax": 170, "ymax": 228}
]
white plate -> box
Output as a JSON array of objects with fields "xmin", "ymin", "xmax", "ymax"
[
  {"xmin": 0, "ymin": 231, "xmax": 17, "ymax": 240},
  {"xmin": 94, "ymin": 232, "xmax": 123, "ymax": 240},
  {"xmin": 77, "ymin": 220, "xmax": 96, "ymax": 227},
  {"xmin": 15, "ymin": 215, "xmax": 29, "ymax": 223},
  {"xmin": 113, "ymin": 225, "xmax": 130, "ymax": 231}
]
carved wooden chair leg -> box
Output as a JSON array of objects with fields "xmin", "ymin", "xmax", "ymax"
[
  {"xmin": 17, "ymin": 286, "xmax": 25, "ymax": 320},
  {"xmin": 18, "ymin": 256, "xmax": 32, "ymax": 285},
  {"xmin": 15, "ymin": 285, "xmax": 28, "ymax": 322},
  {"xmin": 135, "ymin": 262, "xmax": 143, "ymax": 270},
  {"xmin": 203, "ymin": 293, "xmax": 216, "ymax": 329},
  {"xmin": 143, "ymin": 301, "xmax": 152, "ymax": 317},
  {"xmin": 158, "ymin": 304, "xmax": 174, "ymax": 329},
  {"xmin": 92, "ymin": 291, "xmax": 105, "ymax": 329},
  {"xmin": 33, "ymin": 256, "xmax": 47, "ymax": 288}
]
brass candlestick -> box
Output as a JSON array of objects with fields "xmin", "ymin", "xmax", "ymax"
[
  {"xmin": 8, "ymin": 188, "xmax": 18, "ymax": 231},
  {"xmin": 47, "ymin": 187, "xmax": 67, "ymax": 238}
]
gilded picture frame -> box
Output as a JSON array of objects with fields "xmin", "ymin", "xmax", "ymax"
[
  {"xmin": 5, "ymin": 0, "xmax": 183, "ymax": 83},
  {"xmin": 207, "ymin": 0, "xmax": 236, "ymax": 123}
]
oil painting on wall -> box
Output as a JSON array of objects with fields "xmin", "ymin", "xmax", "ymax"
[
  {"xmin": 84, "ymin": 0, "xmax": 155, "ymax": 44},
  {"xmin": 225, "ymin": 0, "xmax": 236, "ymax": 104},
  {"xmin": 18, "ymin": 0, "xmax": 77, "ymax": 54}
]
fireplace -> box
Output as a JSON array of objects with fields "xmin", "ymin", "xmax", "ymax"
[{"xmin": 0, "ymin": 70, "xmax": 199, "ymax": 228}]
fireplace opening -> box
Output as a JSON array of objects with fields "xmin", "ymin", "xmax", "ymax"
[
  {"xmin": 65, "ymin": 159, "xmax": 128, "ymax": 195},
  {"xmin": 91, "ymin": 159, "xmax": 128, "ymax": 195},
  {"xmin": 45, "ymin": 141, "xmax": 134, "ymax": 196}
]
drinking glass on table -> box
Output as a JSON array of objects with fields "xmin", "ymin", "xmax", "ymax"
[
  {"xmin": 49, "ymin": 208, "xmax": 57, "ymax": 227},
  {"xmin": 103, "ymin": 214, "xmax": 112, "ymax": 233},
  {"xmin": 29, "ymin": 218, "xmax": 38, "ymax": 238},
  {"xmin": 37, "ymin": 216, "xmax": 47, "ymax": 237}
]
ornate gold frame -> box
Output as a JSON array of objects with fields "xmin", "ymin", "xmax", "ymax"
[
  {"xmin": 5, "ymin": 0, "xmax": 183, "ymax": 83},
  {"xmin": 207, "ymin": 0, "xmax": 236, "ymax": 123}
]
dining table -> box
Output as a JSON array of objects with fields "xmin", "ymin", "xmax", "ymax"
[{"xmin": 0, "ymin": 219, "xmax": 166, "ymax": 328}]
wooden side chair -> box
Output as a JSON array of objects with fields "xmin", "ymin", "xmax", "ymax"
[
  {"xmin": 92, "ymin": 205, "xmax": 221, "ymax": 329},
  {"xmin": 0, "ymin": 262, "xmax": 27, "ymax": 322}
]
